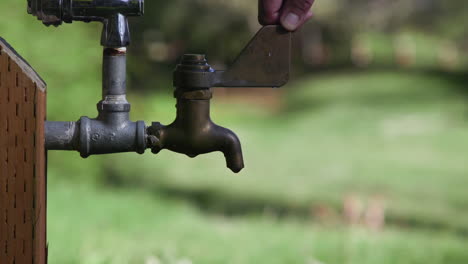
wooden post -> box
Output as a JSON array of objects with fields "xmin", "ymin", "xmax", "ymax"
[{"xmin": 0, "ymin": 38, "xmax": 47, "ymax": 264}]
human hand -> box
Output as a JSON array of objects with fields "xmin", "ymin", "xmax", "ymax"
[{"xmin": 259, "ymin": 0, "xmax": 315, "ymax": 31}]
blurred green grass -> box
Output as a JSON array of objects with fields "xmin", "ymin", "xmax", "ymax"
[
  {"xmin": 47, "ymin": 181, "xmax": 468, "ymax": 264},
  {"xmin": 47, "ymin": 70, "xmax": 468, "ymax": 263}
]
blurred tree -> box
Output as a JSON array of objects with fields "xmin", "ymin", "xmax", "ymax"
[
  {"xmin": 128, "ymin": 0, "xmax": 253, "ymax": 92},
  {"xmin": 127, "ymin": 0, "xmax": 468, "ymax": 92}
]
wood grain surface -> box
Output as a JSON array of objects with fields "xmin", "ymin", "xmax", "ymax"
[{"xmin": 0, "ymin": 38, "xmax": 47, "ymax": 264}]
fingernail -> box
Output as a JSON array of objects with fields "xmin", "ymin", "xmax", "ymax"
[{"xmin": 282, "ymin": 13, "xmax": 300, "ymax": 31}]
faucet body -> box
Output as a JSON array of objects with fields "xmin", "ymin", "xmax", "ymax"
[
  {"xmin": 149, "ymin": 89, "xmax": 244, "ymax": 173},
  {"xmin": 148, "ymin": 54, "xmax": 245, "ymax": 173}
]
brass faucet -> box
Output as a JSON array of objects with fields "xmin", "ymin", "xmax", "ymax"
[
  {"xmin": 149, "ymin": 87, "xmax": 244, "ymax": 173},
  {"xmin": 148, "ymin": 28, "xmax": 292, "ymax": 173}
]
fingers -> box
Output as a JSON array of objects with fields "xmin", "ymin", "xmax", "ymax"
[
  {"xmin": 258, "ymin": 0, "xmax": 283, "ymax": 25},
  {"xmin": 259, "ymin": 0, "xmax": 315, "ymax": 31},
  {"xmin": 280, "ymin": 0, "xmax": 315, "ymax": 31}
]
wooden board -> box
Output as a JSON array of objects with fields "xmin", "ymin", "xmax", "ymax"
[{"xmin": 0, "ymin": 38, "xmax": 47, "ymax": 264}]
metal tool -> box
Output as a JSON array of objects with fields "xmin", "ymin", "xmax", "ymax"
[{"xmin": 28, "ymin": 0, "xmax": 292, "ymax": 173}]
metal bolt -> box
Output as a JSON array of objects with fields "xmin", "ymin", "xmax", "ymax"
[
  {"xmin": 147, "ymin": 135, "xmax": 159, "ymax": 147},
  {"xmin": 91, "ymin": 133, "xmax": 101, "ymax": 141}
]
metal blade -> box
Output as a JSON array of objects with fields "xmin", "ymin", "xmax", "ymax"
[{"xmin": 213, "ymin": 25, "xmax": 292, "ymax": 88}]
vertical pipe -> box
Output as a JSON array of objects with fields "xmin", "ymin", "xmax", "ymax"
[
  {"xmin": 99, "ymin": 47, "xmax": 131, "ymax": 126},
  {"xmin": 102, "ymin": 47, "xmax": 127, "ymax": 97}
]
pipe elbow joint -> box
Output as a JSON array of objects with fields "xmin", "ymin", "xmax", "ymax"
[{"xmin": 77, "ymin": 116, "xmax": 147, "ymax": 157}]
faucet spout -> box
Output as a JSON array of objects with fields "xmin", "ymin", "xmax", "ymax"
[
  {"xmin": 148, "ymin": 90, "xmax": 244, "ymax": 173},
  {"xmin": 218, "ymin": 127, "xmax": 244, "ymax": 173}
]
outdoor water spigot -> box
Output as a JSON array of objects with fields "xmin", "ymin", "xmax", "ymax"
[
  {"xmin": 148, "ymin": 55, "xmax": 245, "ymax": 173},
  {"xmin": 148, "ymin": 26, "xmax": 293, "ymax": 173},
  {"xmin": 30, "ymin": 0, "xmax": 293, "ymax": 174},
  {"xmin": 27, "ymin": 0, "xmax": 144, "ymax": 47}
]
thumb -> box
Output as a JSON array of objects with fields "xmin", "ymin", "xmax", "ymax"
[{"xmin": 280, "ymin": 0, "xmax": 315, "ymax": 31}]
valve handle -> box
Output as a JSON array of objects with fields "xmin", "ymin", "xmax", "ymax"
[
  {"xmin": 174, "ymin": 25, "xmax": 293, "ymax": 90},
  {"xmin": 213, "ymin": 25, "xmax": 291, "ymax": 88}
]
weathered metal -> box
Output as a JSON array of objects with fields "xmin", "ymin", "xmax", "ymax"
[
  {"xmin": 45, "ymin": 48, "xmax": 147, "ymax": 156},
  {"xmin": 27, "ymin": 0, "xmax": 144, "ymax": 47},
  {"xmin": 148, "ymin": 88, "xmax": 245, "ymax": 173},
  {"xmin": 149, "ymin": 26, "xmax": 292, "ymax": 173},
  {"xmin": 29, "ymin": 2, "xmax": 293, "ymax": 173},
  {"xmin": 173, "ymin": 26, "xmax": 291, "ymax": 89}
]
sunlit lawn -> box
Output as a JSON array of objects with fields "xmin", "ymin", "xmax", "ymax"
[
  {"xmin": 48, "ymin": 182, "xmax": 468, "ymax": 264},
  {"xmin": 48, "ymin": 70, "xmax": 468, "ymax": 263}
]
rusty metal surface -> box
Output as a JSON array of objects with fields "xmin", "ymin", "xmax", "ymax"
[{"xmin": 0, "ymin": 38, "xmax": 47, "ymax": 264}]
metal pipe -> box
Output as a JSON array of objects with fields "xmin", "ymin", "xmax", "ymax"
[
  {"xmin": 28, "ymin": 0, "xmax": 144, "ymax": 47},
  {"xmin": 44, "ymin": 47, "xmax": 147, "ymax": 156},
  {"xmin": 148, "ymin": 90, "xmax": 244, "ymax": 173},
  {"xmin": 27, "ymin": 0, "xmax": 144, "ymax": 25},
  {"xmin": 103, "ymin": 47, "xmax": 127, "ymax": 96},
  {"xmin": 99, "ymin": 47, "xmax": 130, "ymax": 112},
  {"xmin": 45, "ymin": 121, "xmax": 78, "ymax": 150},
  {"xmin": 67, "ymin": 0, "xmax": 143, "ymax": 20}
]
